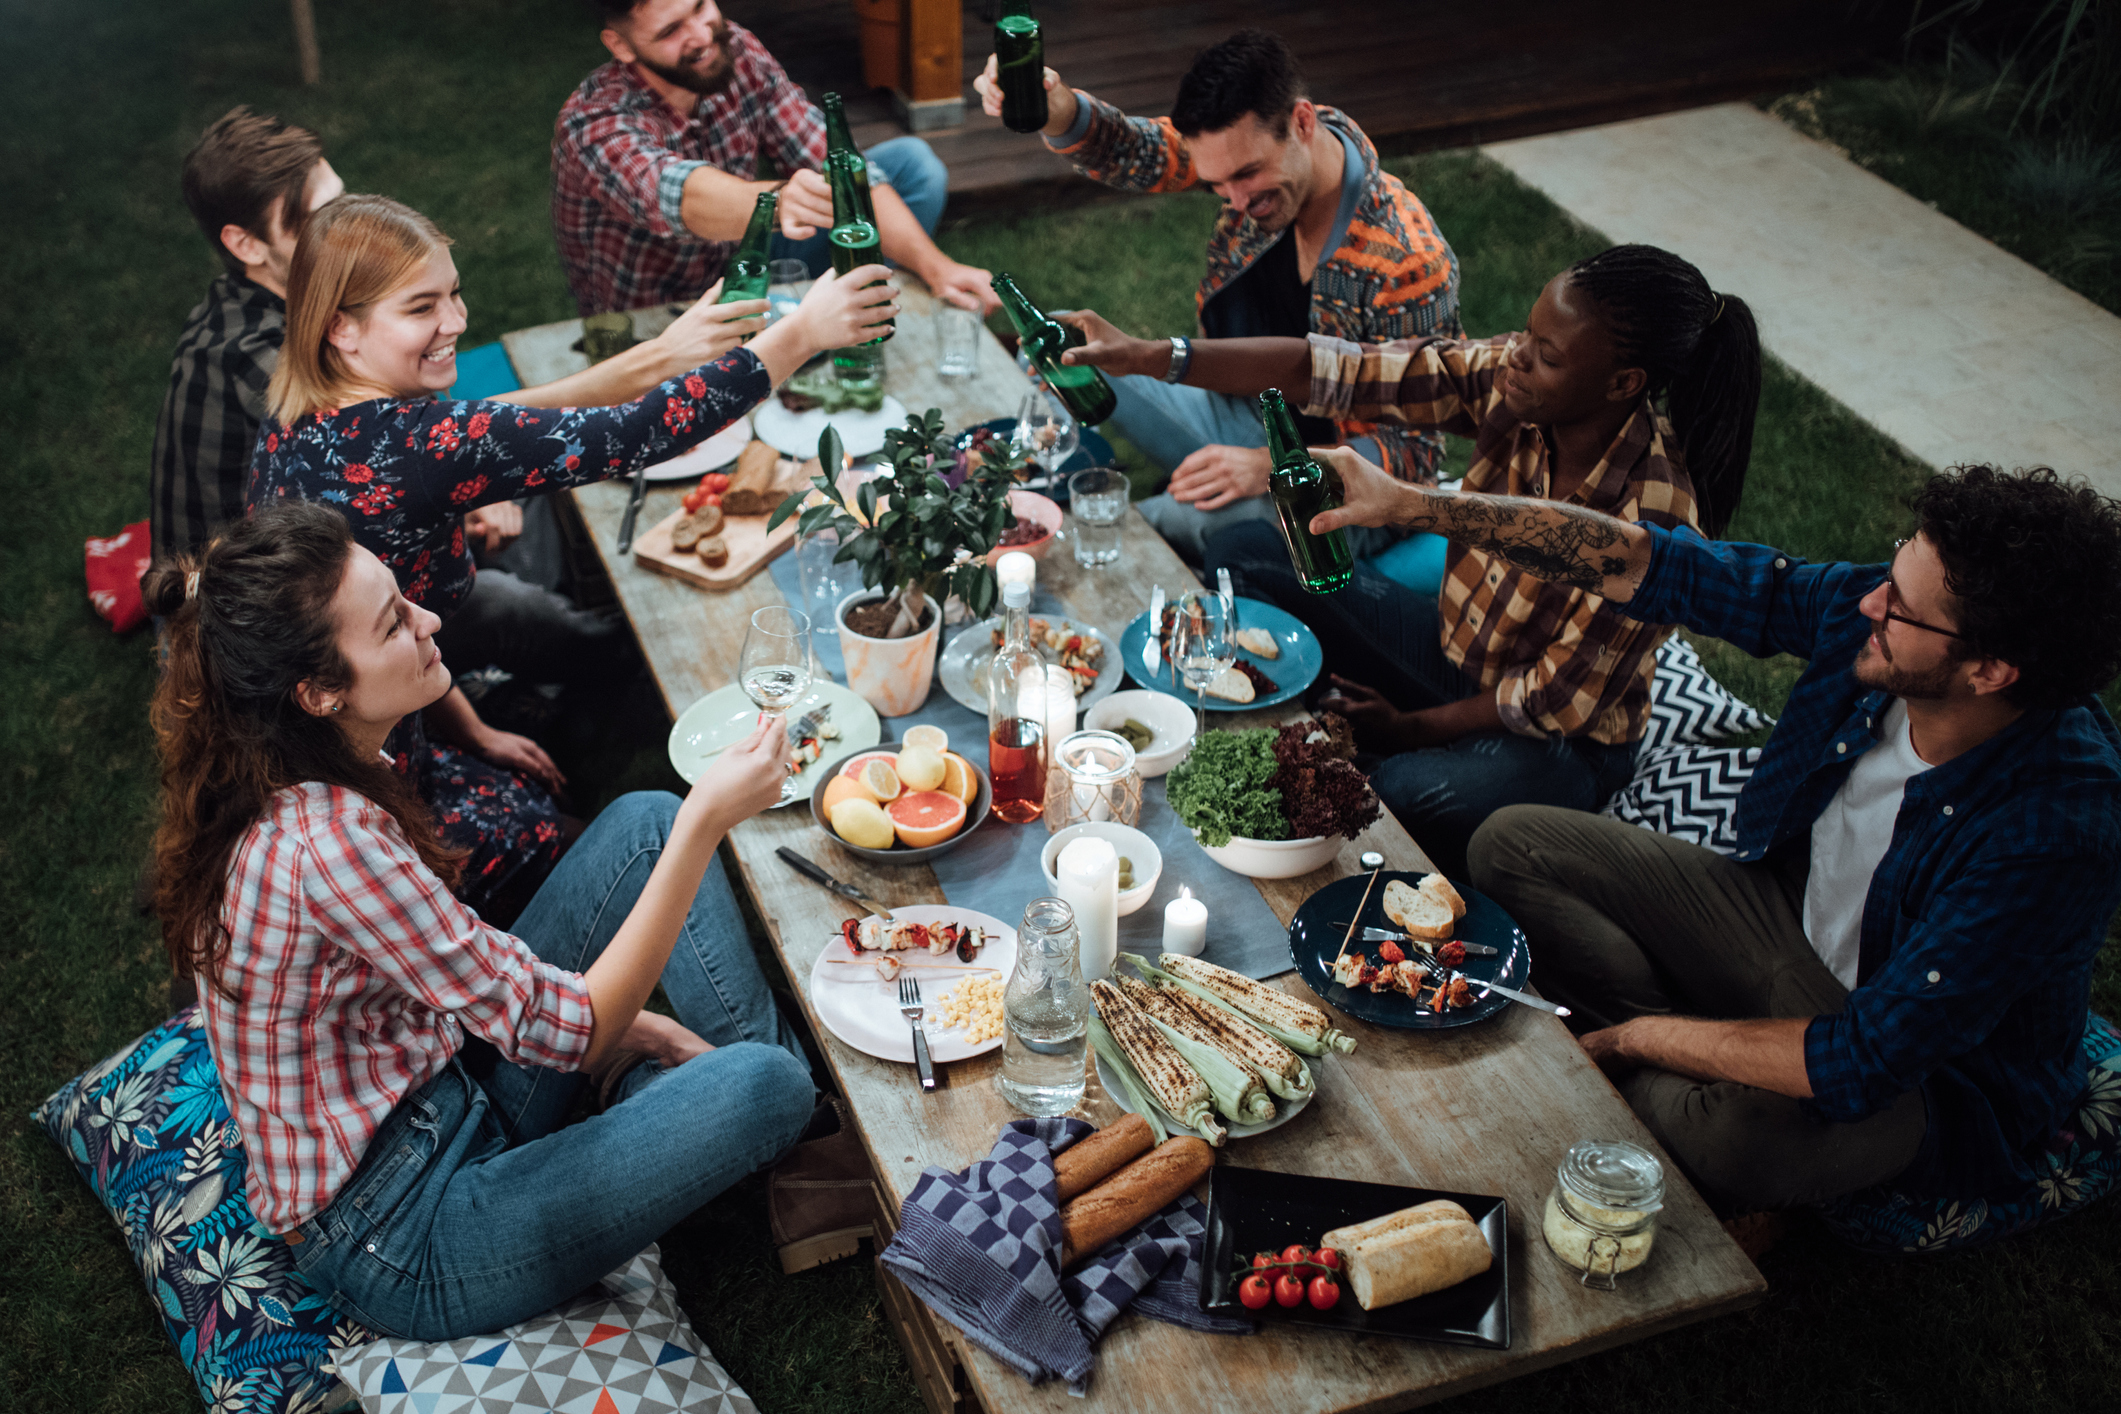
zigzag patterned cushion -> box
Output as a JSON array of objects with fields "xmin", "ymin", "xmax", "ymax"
[
  {"xmin": 1644, "ymin": 637, "xmax": 1775, "ymax": 750},
  {"xmin": 1816, "ymin": 1015, "xmax": 2121, "ymax": 1253},
  {"xmin": 328, "ymin": 1244, "xmax": 757, "ymax": 1414},
  {"xmin": 1601, "ymin": 743, "xmax": 1762, "ymax": 855},
  {"xmin": 31, "ymin": 1007, "xmax": 366, "ymax": 1413}
]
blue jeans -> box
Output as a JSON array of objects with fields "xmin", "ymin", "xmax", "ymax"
[
  {"xmin": 286, "ymin": 792, "xmax": 815, "ymax": 1340},
  {"xmin": 1114, "ymin": 373, "xmax": 1408, "ymax": 565},
  {"xmin": 1208, "ymin": 520, "xmax": 1639, "ymax": 879},
  {"xmin": 770, "ymin": 136, "xmax": 949, "ymax": 275}
]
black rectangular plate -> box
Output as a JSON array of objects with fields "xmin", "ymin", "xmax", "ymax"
[{"xmin": 1201, "ymin": 1165, "xmax": 1510, "ymax": 1349}]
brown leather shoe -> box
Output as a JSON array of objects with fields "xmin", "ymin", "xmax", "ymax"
[{"xmin": 769, "ymin": 1114, "xmax": 876, "ymax": 1274}]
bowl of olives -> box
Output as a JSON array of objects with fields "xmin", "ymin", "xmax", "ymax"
[
  {"xmin": 1084, "ymin": 690, "xmax": 1196, "ymax": 778},
  {"xmin": 1039, "ymin": 821, "xmax": 1162, "ymax": 917}
]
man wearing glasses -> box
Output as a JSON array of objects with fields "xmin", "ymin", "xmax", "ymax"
[{"xmin": 1303, "ymin": 454, "xmax": 2121, "ymax": 1221}]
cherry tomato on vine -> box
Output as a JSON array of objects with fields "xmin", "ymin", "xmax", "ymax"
[
  {"xmin": 1250, "ymin": 1252, "xmax": 1276, "ymax": 1270},
  {"xmin": 1238, "ymin": 1273, "xmax": 1272, "ymax": 1310},
  {"xmin": 682, "ymin": 488, "xmax": 705, "ymax": 513},
  {"xmin": 1313, "ymin": 1247, "xmax": 1341, "ymax": 1274},
  {"xmin": 1308, "ymin": 1274, "xmax": 1341, "ymax": 1310},
  {"xmin": 1273, "ymin": 1273, "xmax": 1305, "ymax": 1308},
  {"xmin": 1280, "ymin": 1243, "xmax": 1314, "ymax": 1273}
]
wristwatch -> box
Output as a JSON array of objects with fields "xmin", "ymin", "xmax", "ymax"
[{"xmin": 1163, "ymin": 335, "xmax": 1192, "ymax": 384}]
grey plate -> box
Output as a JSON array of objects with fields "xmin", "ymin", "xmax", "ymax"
[
  {"xmin": 808, "ymin": 754, "xmax": 994, "ymax": 866},
  {"xmin": 935, "ymin": 616, "xmax": 1123, "ymax": 716}
]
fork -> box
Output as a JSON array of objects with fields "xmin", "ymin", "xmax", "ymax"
[
  {"xmin": 898, "ymin": 975, "xmax": 937, "ymax": 1093},
  {"xmin": 791, "ymin": 700, "xmax": 833, "ymax": 742}
]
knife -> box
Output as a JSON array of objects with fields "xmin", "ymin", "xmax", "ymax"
[
  {"xmin": 615, "ymin": 462, "xmax": 650, "ymax": 554},
  {"xmin": 1144, "ymin": 584, "xmax": 1164, "ymax": 680},
  {"xmin": 1336, "ymin": 925, "xmax": 1499, "ymax": 958},
  {"xmin": 1216, "ymin": 566, "xmax": 1238, "ymax": 634},
  {"xmin": 777, "ymin": 846, "xmax": 894, "ymax": 919},
  {"xmin": 1441, "ymin": 969, "xmax": 1570, "ymax": 1017}
]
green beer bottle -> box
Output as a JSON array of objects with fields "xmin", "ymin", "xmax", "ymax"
[
  {"xmin": 827, "ymin": 130, "xmax": 892, "ymax": 356},
  {"xmin": 1260, "ymin": 388, "xmax": 1354, "ymax": 594},
  {"xmin": 820, "ymin": 92, "xmax": 876, "ymax": 226},
  {"xmin": 716, "ymin": 190, "xmax": 777, "ymax": 305},
  {"xmin": 994, "ymin": 3, "xmax": 1048, "ymax": 133},
  {"xmin": 990, "ymin": 272, "xmax": 1117, "ymax": 426}
]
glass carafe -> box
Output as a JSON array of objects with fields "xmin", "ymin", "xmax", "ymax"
[{"xmin": 998, "ymin": 897, "xmax": 1090, "ymax": 1115}]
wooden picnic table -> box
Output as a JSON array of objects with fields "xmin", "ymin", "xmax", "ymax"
[{"xmin": 501, "ymin": 280, "xmax": 1764, "ymax": 1414}]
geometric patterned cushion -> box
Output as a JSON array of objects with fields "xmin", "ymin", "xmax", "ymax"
[
  {"xmin": 1815, "ymin": 1014, "xmax": 2121, "ymax": 1253},
  {"xmin": 1643, "ymin": 636, "xmax": 1775, "ymax": 750},
  {"xmin": 327, "ymin": 1245, "xmax": 757, "ymax": 1414},
  {"xmin": 1601, "ymin": 743, "xmax": 1761, "ymax": 856},
  {"xmin": 29, "ymin": 1006, "xmax": 367, "ymax": 1414}
]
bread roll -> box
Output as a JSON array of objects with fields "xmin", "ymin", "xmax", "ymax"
[
  {"xmin": 1382, "ymin": 880, "xmax": 1455, "ymax": 941},
  {"xmin": 1059, "ymin": 1135, "xmax": 1212, "ymax": 1267},
  {"xmin": 1321, "ymin": 1198, "xmax": 1472, "ymax": 1254},
  {"xmin": 1344, "ymin": 1217, "xmax": 1492, "ymax": 1311},
  {"xmin": 1054, "ymin": 1114, "xmax": 1155, "ymax": 1203}
]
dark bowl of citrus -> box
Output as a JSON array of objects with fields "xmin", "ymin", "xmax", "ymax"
[{"xmin": 811, "ymin": 728, "xmax": 993, "ymax": 865}]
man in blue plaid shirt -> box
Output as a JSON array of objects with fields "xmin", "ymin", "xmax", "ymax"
[{"xmin": 1304, "ymin": 449, "xmax": 2121, "ymax": 1216}]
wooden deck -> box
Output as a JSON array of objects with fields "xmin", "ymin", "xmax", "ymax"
[{"xmin": 749, "ymin": 0, "xmax": 1899, "ymax": 196}]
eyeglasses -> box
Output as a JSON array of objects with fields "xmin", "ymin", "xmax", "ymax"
[{"xmin": 1880, "ymin": 537, "xmax": 1971, "ymax": 641}]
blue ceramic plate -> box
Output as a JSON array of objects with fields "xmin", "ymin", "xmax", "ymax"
[
  {"xmin": 955, "ymin": 420, "xmax": 1117, "ymax": 505},
  {"xmin": 1116, "ymin": 596, "xmax": 1322, "ymax": 712},
  {"xmin": 1288, "ymin": 874, "xmax": 1532, "ymax": 1030}
]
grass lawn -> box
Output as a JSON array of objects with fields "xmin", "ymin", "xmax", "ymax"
[{"xmin": 3, "ymin": 1, "xmax": 2118, "ymax": 1410}]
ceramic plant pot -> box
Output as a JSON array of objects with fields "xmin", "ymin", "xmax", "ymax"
[{"xmin": 838, "ymin": 589, "xmax": 940, "ymax": 717}]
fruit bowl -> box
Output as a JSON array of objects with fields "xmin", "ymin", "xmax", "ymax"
[
  {"xmin": 810, "ymin": 748, "xmax": 993, "ymax": 866},
  {"xmin": 986, "ymin": 490, "xmax": 1063, "ymax": 564}
]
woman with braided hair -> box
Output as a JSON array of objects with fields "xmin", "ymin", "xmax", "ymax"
[{"xmin": 1059, "ymin": 243, "xmax": 1761, "ymax": 877}]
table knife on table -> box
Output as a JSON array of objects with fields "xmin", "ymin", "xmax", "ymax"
[
  {"xmin": 776, "ymin": 846, "xmax": 894, "ymax": 919},
  {"xmin": 1143, "ymin": 584, "xmax": 1164, "ymax": 679},
  {"xmin": 1333, "ymin": 924, "xmax": 1500, "ymax": 957},
  {"xmin": 614, "ymin": 463, "xmax": 650, "ymax": 554}
]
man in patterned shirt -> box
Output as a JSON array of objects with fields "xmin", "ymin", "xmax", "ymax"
[
  {"xmin": 975, "ymin": 29, "xmax": 1460, "ymax": 563},
  {"xmin": 555, "ymin": 0, "xmax": 995, "ymax": 317}
]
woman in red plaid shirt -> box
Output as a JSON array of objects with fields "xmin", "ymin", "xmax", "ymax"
[{"xmin": 145, "ymin": 501, "xmax": 818, "ymax": 1340}]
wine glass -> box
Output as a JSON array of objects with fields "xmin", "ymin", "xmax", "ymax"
[
  {"xmin": 1169, "ymin": 593, "xmax": 1233, "ymax": 737},
  {"xmin": 740, "ymin": 605, "xmax": 813, "ymax": 803},
  {"xmin": 1010, "ymin": 388, "xmax": 1079, "ymax": 492}
]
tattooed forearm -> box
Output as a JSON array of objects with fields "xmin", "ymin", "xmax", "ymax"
[{"xmin": 1410, "ymin": 491, "xmax": 1648, "ymax": 598}]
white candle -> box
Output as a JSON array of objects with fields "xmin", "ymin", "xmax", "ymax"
[
  {"xmin": 995, "ymin": 550, "xmax": 1037, "ymax": 591},
  {"xmin": 1162, "ymin": 889, "xmax": 1208, "ymax": 957},
  {"xmin": 1056, "ymin": 836, "xmax": 1119, "ymax": 982},
  {"xmin": 1043, "ymin": 666, "xmax": 1077, "ymax": 790}
]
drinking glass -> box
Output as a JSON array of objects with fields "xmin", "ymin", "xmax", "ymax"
[
  {"xmin": 1010, "ymin": 388, "xmax": 1078, "ymax": 492},
  {"xmin": 937, "ymin": 303, "xmax": 982, "ymax": 379},
  {"xmin": 1068, "ymin": 467, "xmax": 1127, "ymax": 569},
  {"xmin": 998, "ymin": 897, "xmax": 1089, "ymax": 1116},
  {"xmin": 766, "ymin": 258, "xmax": 811, "ymax": 328},
  {"xmin": 740, "ymin": 605, "xmax": 814, "ymax": 803},
  {"xmin": 1169, "ymin": 593, "xmax": 1234, "ymax": 736}
]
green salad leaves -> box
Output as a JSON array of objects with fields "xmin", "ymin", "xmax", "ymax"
[{"xmin": 1165, "ymin": 729, "xmax": 1285, "ymax": 846}]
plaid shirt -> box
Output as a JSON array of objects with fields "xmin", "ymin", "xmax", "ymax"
[
  {"xmin": 1304, "ymin": 333, "xmax": 1698, "ymax": 742},
  {"xmin": 552, "ymin": 32, "xmax": 825, "ymax": 316},
  {"xmin": 198, "ymin": 782, "xmax": 595, "ymax": 1234},
  {"xmin": 1052, "ymin": 101, "xmax": 1459, "ymax": 483},
  {"xmin": 1632, "ymin": 526, "xmax": 2121, "ymax": 1199},
  {"xmin": 149, "ymin": 272, "xmax": 285, "ymax": 565}
]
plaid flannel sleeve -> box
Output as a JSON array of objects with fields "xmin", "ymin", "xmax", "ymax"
[
  {"xmin": 1493, "ymin": 601, "xmax": 1674, "ymax": 738},
  {"xmin": 1049, "ymin": 92, "xmax": 1200, "ymax": 194},
  {"xmin": 1302, "ymin": 333, "xmax": 1497, "ymax": 442},
  {"xmin": 559, "ymin": 100, "xmax": 693, "ymax": 240},
  {"xmin": 301, "ymin": 805, "xmax": 594, "ymax": 1072}
]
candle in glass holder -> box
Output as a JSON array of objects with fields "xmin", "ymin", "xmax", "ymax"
[
  {"xmin": 1056, "ymin": 836, "xmax": 1119, "ymax": 982},
  {"xmin": 1162, "ymin": 889, "xmax": 1207, "ymax": 957}
]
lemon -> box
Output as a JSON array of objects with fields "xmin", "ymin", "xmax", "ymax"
[
  {"xmin": 829, "ymin": 797, "xmax": 897, "ymax": 850},
  {"xmin": 858, "ymin": 757, "xmax": 902, "ymax": 801},
  {"xmin": 902, "ymin": 723, "xmax": 950, "ymax": 756},
  {"xmin": 896, "ymin": 744, "xmax": 947, "ymax": 792}
]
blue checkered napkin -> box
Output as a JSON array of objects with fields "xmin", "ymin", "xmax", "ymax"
[{"xmin": 880, "ymin": 1119, "xmax": 1250, "ymax": 1395}]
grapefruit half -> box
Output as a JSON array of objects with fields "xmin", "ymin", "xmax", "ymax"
[{"xmin": 886, "ymin": 791, "xmax": 968, "ymax": 848}]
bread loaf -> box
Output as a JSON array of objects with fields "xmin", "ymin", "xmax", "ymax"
[
  {"xmin": 1343, "ymin": 1215, "xmax": 1491, "ymax": 1310},
  {"xmin": 721, "ymin": 440, "xmax": 785, "ymax": 516},
  {"xmin": 1321, "ymin": 1198, "xmax": 1471, "ymax": 1254},
  {"xmin": 1059, "ymin": 1135, "xmax": 1213, "ymax": 1267},
  {"xmin": 1382, "ymin": 880, "xmax": 1454, "ymax": 940},
  {"xmin": 1419, "ymin": 872, "xmax": 1466, "ymax": 920},
  {"xmin": 1054, "ymin": 1114, "xmax": 1155, "ymax": 1203}
]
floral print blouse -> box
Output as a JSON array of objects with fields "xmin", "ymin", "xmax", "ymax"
[{"xmin": 245, "ymin": 347, "xmax": 770, "ymax": 618}]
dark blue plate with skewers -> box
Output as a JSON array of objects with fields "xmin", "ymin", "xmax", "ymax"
[{"xmin": 1288, "ymin": 873, "xmax": 1531, "ymax": 1029}]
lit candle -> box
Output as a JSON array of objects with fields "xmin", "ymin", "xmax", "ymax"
[
  {"xmin": 1162, "ymin": 888, "xmax": 1208, "ymax": 957},
  {"xmin": 1056, "ymin": 836, "xmax": 1119, "ymax": 982},
  {"xmin": 1043, "ymin": 665, "xmax": 1076, "ymax": 789},
  {"xmin": 995, "ymin": 550, "xmax": 1037, "ymax": 591}
]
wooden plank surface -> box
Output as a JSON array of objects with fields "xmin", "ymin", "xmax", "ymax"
[{"xmin": 507, "ymin": 282, "xmax": 1765, "ymax": 1413}]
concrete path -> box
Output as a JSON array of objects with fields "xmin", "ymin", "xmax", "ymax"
[{"xmin": 1483, "ymin": 103, "xmax": 2121, "ymax": 499}]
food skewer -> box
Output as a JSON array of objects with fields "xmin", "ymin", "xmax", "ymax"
[{"xmin": 1332, "ymin": 851, "xmax": 1388, "ymax": 970}]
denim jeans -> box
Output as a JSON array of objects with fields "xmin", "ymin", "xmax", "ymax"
[
  {"xmin": 1114, "ymin": 374, "xmax": 1406, "ymax": 565},
  {"xmin": 286, "ymin": 792, "xmax": 815, "ymax": 1340},
  {"xmin": 1208, "ymin": 520, "xmax": 1639, "ymax": 879},
  {"xmin": 769, "ymin": 136, "xmax": 949, "ymax": 275}
]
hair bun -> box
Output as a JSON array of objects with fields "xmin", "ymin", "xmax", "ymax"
[{"xmin": 140, "ymin": 562, "xmax": 194, "ymax": 618}]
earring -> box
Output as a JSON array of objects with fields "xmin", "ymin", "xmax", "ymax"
[{"xmin": 331, "ymin": 704, "xmax": 343, "ymax": 714}]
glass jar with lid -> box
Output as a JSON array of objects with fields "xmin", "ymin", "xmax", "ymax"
[{"xmin": 1541, "ymin": 1139, "xmax": 1665, "ymax": 1290}]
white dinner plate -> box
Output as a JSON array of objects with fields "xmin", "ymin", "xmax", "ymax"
[
  {"xmin": 1094, "ymin": 1051, "xmax": 1313, "ymax": 1141},
  {"xmin": 666, "ymin": 680, "xmax": 881, "ymax": 804},
  {"xmin": 639, "ymin": 414, "xmax": 753, "ymax": 482},
  {"xmin": 752, "ymin": 394, "xmax": 909, "ymax": 460},
  {"xmin": 935, "ymin": 617, "xmax": 1123, "ymax": 716},
  {"xmin": 807, "ymin": 906, "xmax": 1017, "ymax": 1064}
]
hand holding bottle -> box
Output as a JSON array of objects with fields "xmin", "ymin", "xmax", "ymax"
[
  {"xmin": 974, "ymin": 52, "xmax": 1077, "ymax": 137},
  {"xmin": 1053, "ymin": 309, "xmax": 1166, "ymax": 378},
  {"xmin": 1304, "ymin": 445, "xmax": 1410, "ymax": 536},
  {"xmin": 748, "ymin": 267, "xmax": 899, "ymax": 384},
  {"xmin": 654, "ymin": 280, "xmax": 768, "ymax": 375},
  {"xmin": 778, "ymin": 169, "xmax": 836, "ymax": 241}
]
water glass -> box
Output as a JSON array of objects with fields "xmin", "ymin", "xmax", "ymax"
[
  {"xmin": 998, "ymin": 896, "xmax": 1090, "ymax": 1116},
  {"xmin": 795, "ymin": 527, "xmax": 859, "ymax": 655},
  {"xmin": 766, "ymin": 258, "xmax": 810, "ymax": 327},
  {"xmin": 937, "ymin": 303, "xmax": 982, "ymax": 379},
  {"xmin": 1069, "ymin": 467, "xmax": 1127, "ymax": 568}
]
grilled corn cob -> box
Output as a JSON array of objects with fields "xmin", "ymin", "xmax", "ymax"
[
  {"xmin": 1166, "ymin": 988, "xmax": 1314, "ymax": 1103},
  {"xmin": 1086, "ymin": 1013, "xmax": 1168, "ymax": 1145},
  {"xmin": 1090, "ymin": 981, "xmax": 1226, "ymax": 1145},
  {"xmin": 1152, "ymin": 953, "xmax": 1358, "ymax": 1055},
  {"xmin": 1113, "ymin": 977, "xmax": 1277, "ymax": 1125}
]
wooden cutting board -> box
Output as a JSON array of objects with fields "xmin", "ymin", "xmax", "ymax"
[{"xmin": 632, "ymin": 505, "xmax": 798, "ymax": 590}]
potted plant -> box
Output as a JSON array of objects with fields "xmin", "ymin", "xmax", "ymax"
[{"xmin": 771, "ymin": 409, "xmax": 1022, "ymax": 715}]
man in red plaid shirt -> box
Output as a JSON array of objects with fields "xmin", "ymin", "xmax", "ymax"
[{"xmin": 555, "ymin": 0, "xmax": 997, "ymax": 317}]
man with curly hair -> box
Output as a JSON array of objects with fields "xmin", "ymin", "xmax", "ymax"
[{"xmin": 1306, "ymin": 455, "xmax": 2121, "ymax": 1218}]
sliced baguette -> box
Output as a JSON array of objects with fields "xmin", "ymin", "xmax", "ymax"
[
  {"xmin": 1344, "ymin": 1216, "xmax": 1493, "ymax": 1311},
  {"xmin": 1418, "ymin": 872, "xmax": 1467, "ymax": 921},
  {"xmin": 1203, "ymin": 665, "xmax": 1255, "ymax": 703},
  {"xmin": 1231, "ymin": 626, "xmax": 1280, "ymax": 660},
  {"xmin": 1321, "ymin": 1198, "xmax": 1473, "ymax": 1254},
  {"xmin": 1382, "ymin": 879, "xmax": 1456, "ymax": 941}
]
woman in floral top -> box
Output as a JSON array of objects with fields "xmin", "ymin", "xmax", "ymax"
[{"xmin": 246, "ymin": 194, "xmax": 893, "ymax": 920}]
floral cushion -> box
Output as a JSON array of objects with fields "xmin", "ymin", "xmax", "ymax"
[
  {"xmin": 1816, "ymin": 1014, "xmax": 2121, "ymax": 1253},
  {"xmin": 31, "ymin": 1007, "xmax": 365, "ymax": 1413}
]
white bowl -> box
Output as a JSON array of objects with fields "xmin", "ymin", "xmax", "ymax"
[
  {"xmin": 1039, "ymin": 822, "xmax": 1162, "ymax": 916},
  {"xmin": 1083, "ymin": 690, "xmax": 1196, "ymax": 778},
  {"xmin": 1198, "ymin": 832, "xmax": 1343, "ymax": 880}
]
